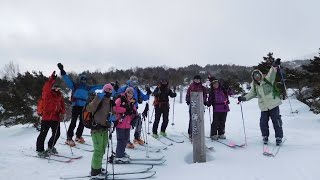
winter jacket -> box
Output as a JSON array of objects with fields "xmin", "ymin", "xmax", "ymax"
[
  {"xmin": 40, "ymin": 76, "xmax": 66, "ymax": 121},
  {"xmin": 112, "ymin": 82, "xmax": 149, "ymax": 109},
  {"xmin": 185, "ymin": 82, "xmax": 208, "ymax": 104},
  {"xmin": 244, "ymin": 67, "xmax": 282, "ymax": 111},
  {"xmin": 208, "ymin": 86, "xmax": 232, "ymax": 112},
  {"xmin": 61, "ymin": 74, "xmax": 103, "ymax": 107},
  {"xmin": 86, "ymin": 93, "xmax": 113, "ymax": 128},
  {"xmin": 153, "ymin": 85, "xmax": 176, "ymax": 106},
  {"xmin": 113, "ymin": 94, "xmax": 137, "ymax": 129}
]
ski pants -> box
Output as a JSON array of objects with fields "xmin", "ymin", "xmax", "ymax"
[
  {"xmin": 210, "ymin": 112, "xmax": 227, "ymax": 136},
  {"xmin": 91, "ymin": 129, "xmax": 108, "ymax": 170},
  {"xmin": 36, "ymin": 120, "xmax": 60, "ymax": 152},
  {"xmin": 116, "ymin": 128, "xmax": 130, "ymax": 158},
  {"xmin": 152, "ymin": 103, "xmax": 170, "ymax": 134},
  {"xmin": 260, "ymin": 106, "xmax": 283, "ymax": 138},
  {"xmin": 133, "ymin": 114, "xmax": 142, "ymax": 140},
  {"xmin": 67, "ymin": 106, "xmax": 84, "ymax": 139}
]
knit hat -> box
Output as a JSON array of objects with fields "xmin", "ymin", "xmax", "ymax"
[
  {"xmin": 130, "ymin": 76, "xmax": 138, "ymax": 82},
  {"xmin": 103, "ymin": 83, "xmax": 113, "ymax": 92},
  {"xmin": 125, "ymin": 87, "xmax": 134, "ymax": 94},
  {"xmin": 193, "ymin": 75, "xmax": 201, "ymax": 80}
]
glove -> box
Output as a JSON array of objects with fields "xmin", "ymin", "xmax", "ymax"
[
  {"xmin": 108, "ymin": 113, "xmax": 117, "ymax": 122},
  {"xmin": 145, "ymin": 86, "xmax": 152, "ymax": 95},
  {"xmin": 114, "ymin": 81, "xmax": 119, "ymax": 91},
  {"xmin": 186, "ymin": 101, "xmax": 190, "ymax": 105},
  {"xmin": 272, "ymin": 58, "xmax": 281, "ymax": 67},
  {"xmin": 172, "ymin": 92, "xmax": 177, "ymax": 97},
  {"xmin": 51, "ymin": 71, "xmax": 57, "ymax": 80},
  {"xmin": 142, "ymin": 103, "xmax": 149, "ymax": 118},
  {"xmin": 238, "ymin": 96, "xmax": 246, "ymax": 102},
  {"xmin": 204, "ymin": 101, "xmax": 211, "ymax": 107},
  {"xmin": 57, "ymin": 63, "xmax": 66, "ymax": 75}
]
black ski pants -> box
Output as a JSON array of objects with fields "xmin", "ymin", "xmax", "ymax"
[
  {"xmin": 36, "ymin": 120, "xmax": 60, "ymax": 152},
  {"xmin": 152, "ymin": 103, "xmax": 170, "ymax": 134},
  {"xmin": 210, "ymin": 112, "xmax": 227, "ymax": 136},
  {"xmin": 67, "ymin": 106, "xmax": 84, "ymax": 139}
]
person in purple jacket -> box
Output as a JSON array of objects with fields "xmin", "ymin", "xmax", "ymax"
[
  {"xmin": 185, "ymin": 75, "xmax": 209, "ymax": 139},
  {"xmin": 207, "ymin": 78, "xmax": 233, "ymax": 140}
]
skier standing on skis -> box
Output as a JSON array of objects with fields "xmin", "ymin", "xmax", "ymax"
[
  {"xmin": 238, "ymin": 58, "xmax": 284, "ymax": 145},
  {"xmin": 152, "ymin": 79, "xmax": 177, "ymax": 138},
  {"xmin": 84, "ymin": 83, "xmax": 114, "ymax": 178},
  {"xmin": 112, "ymin": 76, "xmax": 152, "ymax": 148},
  {"xmin": 36, "ymin": 71, "xmax": 66, "ymax": 157},
  {"xmin": 207, "ymin": 77, "xmax": 233, "ymax": 140},
  {"xmin": 57, "ymin": 63, "xmax": 103, "ymax": 146},
  {"xmin": 113, "ymin": 87, "xmax": 137, "ymax": 163},
  {"xmin": 185, "ymin": 75, "xmax": 209, "ymax": 139}
]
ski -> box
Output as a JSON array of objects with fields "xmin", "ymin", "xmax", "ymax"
[
  {"xmin": 130, "ymin": 155, "xmax": 165, "ymax": 161},
  {"xmin": 59, "ymin": 143, "xmax": 93, "ymax": 152},
  {"xmin": 206, "ymin": 137, "xmax": 245, "ymax": 148},
  {"xmin": 163, "ymin": 136, "xmax": 184, "ymax": 143},
  {"xmin": 24, "ymin": 154, "xmax": 73, "ymax": 163},
  {"xmin": 110, "ymin": 159, "xmax": 166, "ymax": 166},
  {"xmin": 151, "ymin": 136, "xmax": 173, "ymax": 146},
  {"xmin": 60, "ymin": 165, "xmax": 154, "ymax": 179},
  {"xmin": 181, "ymin": 132, "xmax": 192, "ymax": 143},
  {"xmin": 263, "ymin": 138, "xmax": 286, "ymax": 157},
  {"xmin": 51, "ymin": 153, "xmax": 83, "ymax": 160}
]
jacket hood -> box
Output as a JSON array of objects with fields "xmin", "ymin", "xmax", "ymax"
[{"xmin": 251, "ymin": 69, "xmax": 263, "ymax": 83}]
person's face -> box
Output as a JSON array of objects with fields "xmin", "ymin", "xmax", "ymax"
[
  {"xmin": 126, "ymin": 91, "xmax": 134, "ymax": 98},
  {"xmin": 193, "ymin": 79, "xmax": 201, "ymax": 83},
  {"xmin": 212, "ymin": 81, "xmax": 219, "ymax": 89},
  {"xmin": 253, "ymin": 72, "xmax": 262, "ymax": 81}
]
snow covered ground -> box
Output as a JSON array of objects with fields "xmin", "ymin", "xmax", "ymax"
[{"xmin": 1, "ymin": 92, "xmax": 320, "ymax": 180}]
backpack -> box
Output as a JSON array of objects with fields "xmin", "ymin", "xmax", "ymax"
[{"xmin": 82, "ymin": 100, "xmax": 103, "ymax": 129}]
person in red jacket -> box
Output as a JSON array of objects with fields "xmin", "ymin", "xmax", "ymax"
[{"xmin": 36, "ymin": 71, "xmax": 66, "ymax": 158}]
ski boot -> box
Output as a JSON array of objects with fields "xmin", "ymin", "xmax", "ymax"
[
  {"xmin": 276, "ymin": 137, "xmax": 282, "ymax": 146},
  {"xmin": 263, "ymin": 136, "xmax": 268, "ymax": 145}
]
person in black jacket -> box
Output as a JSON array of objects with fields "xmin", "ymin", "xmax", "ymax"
[{"xmin": 152, "ymin": 79, "xmax": 177, "ymax": 138}]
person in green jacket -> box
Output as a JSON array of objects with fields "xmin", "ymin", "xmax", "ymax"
[
  {"xmin": 238, "ymin": 58, "xmax": 284, "ymax": 146},
  {"xmin": 85, "ymin": 83, "xmax": 114, "ymax": 178}
]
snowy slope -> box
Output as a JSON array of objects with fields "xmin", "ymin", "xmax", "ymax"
[{"xmin": 0, "ymin": 91, "xmax": 320, "ymax": 180}]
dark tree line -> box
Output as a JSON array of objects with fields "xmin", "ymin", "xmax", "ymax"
[{"xmin": 2, "ymin": 52, "xmax": 320, "ymax": 128}]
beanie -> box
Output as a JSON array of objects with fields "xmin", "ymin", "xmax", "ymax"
[
  {"xmin": 103, "ymin": 83, "xmax": 113, "ymax": 92},
  {"xmin": 125, "ymin": 87, "xmax": 134, "ymax": 94}
]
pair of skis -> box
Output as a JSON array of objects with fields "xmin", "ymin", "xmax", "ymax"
[
  {"xmin": 263, "ymin": 138, "xmax": 286, "ymax": 157},
  {"xmin": 60, "ymin": 165, "xmax": 156, "ymax": 180},
  {"xmin": 23, "ymin": 151, "xmax": 83, "ymax": 163},
  {"xmin": 206, "ymin": 136, "xmax": 246, "ymax": 148}
]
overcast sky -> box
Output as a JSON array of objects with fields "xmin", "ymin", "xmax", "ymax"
[{"xmin": 0, "ymin": 0, "xmax": 319, "ymax": 75}]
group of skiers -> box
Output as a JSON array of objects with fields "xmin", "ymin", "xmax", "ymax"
[{"xmin": 35, "ymin": 59, "xmax": 284, "ymax": 179}]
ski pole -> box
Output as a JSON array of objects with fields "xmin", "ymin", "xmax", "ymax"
[
  {"xmin": 239, "ymin": 102, "xmax": 247, "ymax": 146},
  {"xmin": 171, "ymin": 97, "xmax": 176, "ymax": 126},
  {"xmin": 48, "ymin": 120, "xmax": 61, "ymax": 163},
  {"xmin": 143, "ymin": 116, "xmax": 150, "ymax": 158},
  {"xmin": 62, "ymin": 116, "xmax": 73, "ymax": 155},
  {"xmin": 109, "ymin": 126, "xmax": 115, "ymax": 180},
  {"xmin": 278, "ymin": 65, "xmax": 294, "ymax": 114},
  {"xmin": 105, "ymin": 128, "xmax": 110, "ymax": 180}
]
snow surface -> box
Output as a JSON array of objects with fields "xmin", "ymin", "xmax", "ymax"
[{"xmin": 1, "ymin": 91, "xmax": 320, "ymax": 180}]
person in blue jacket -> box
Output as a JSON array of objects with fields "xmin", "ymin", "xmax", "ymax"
[
  {"xmin": 57, "ymin": 63, "xmax": 103, "ymax": 146},
  {"xmin": 112, "ymin": 75, "xmax": 152, "ymax": 148}
]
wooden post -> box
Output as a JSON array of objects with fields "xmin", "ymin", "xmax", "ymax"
[{"xmin": 190, "ymin": 92, "xmax": 206, "ymax": 163}]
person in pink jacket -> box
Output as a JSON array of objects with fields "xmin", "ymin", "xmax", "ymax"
[{"xmin": 113, "ymin": 87, "xmax": 137, "ymax": 163}]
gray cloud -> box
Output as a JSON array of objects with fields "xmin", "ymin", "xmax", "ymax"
[{"xmin": 1, "ymin": 0, "xmax": 319, "ymax": 75}]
